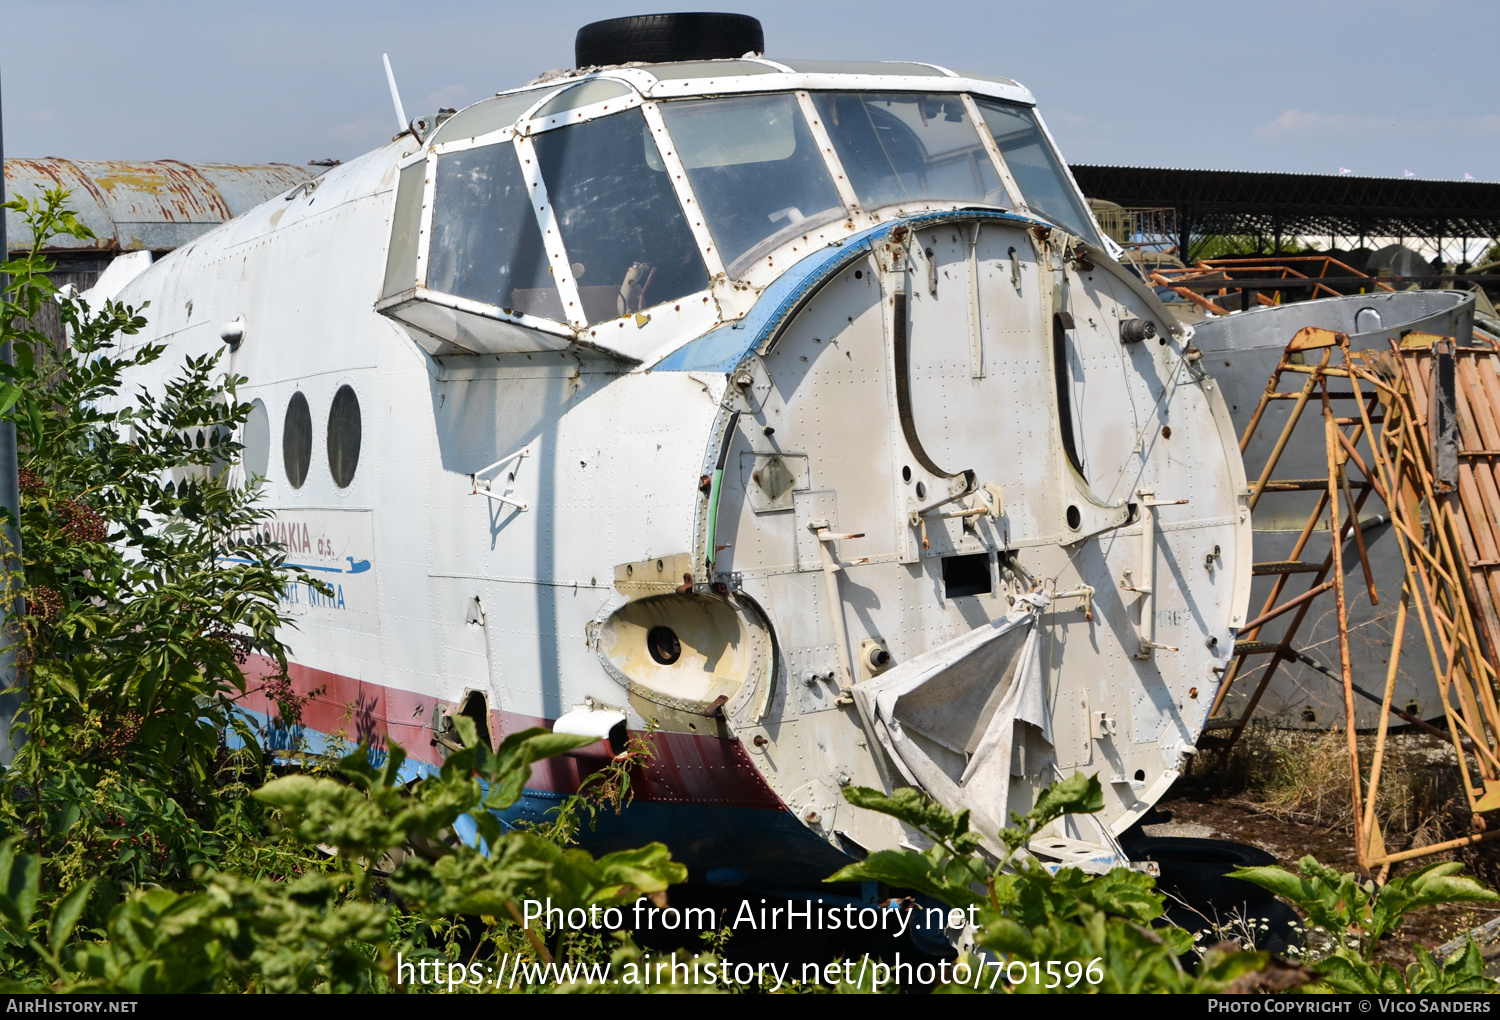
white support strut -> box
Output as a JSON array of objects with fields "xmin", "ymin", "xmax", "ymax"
[{"xmin": 471, "ymin": 445, "xmax": 534, "ymax": 511}]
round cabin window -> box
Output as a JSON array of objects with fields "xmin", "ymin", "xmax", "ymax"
[
  {"xmin": 327, "ymin": 385, "xmax": 361, "ymax": 489},
  {"xmin": 242, "ymin": 398, "xmax": 270, "ymax": 484},
  {"xmin": 282, "ymin": 391, "xmax": 312, "ymax": 489}
]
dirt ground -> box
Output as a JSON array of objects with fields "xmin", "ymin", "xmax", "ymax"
[{"xmin": 1156, "ymin": 773, "xmax": 1500, "ymax": 965}]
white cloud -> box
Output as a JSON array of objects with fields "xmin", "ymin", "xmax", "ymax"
[
  {"xmin": 419, "ymin": 84, "xmax": 472, "ymax": 111},
  {"xmin": 1049, "ymin": 111, "xmax": 1094, "ymax": 129},
  {"xmin": 1257, "ymin": 107, "xmax": 1500, "ymax": 142},
  {"xmin": 1255, "ymin": 109, "xmax": 1393, "ymax": 139},
  {"xmin": 329, "ymin": 117, "xmax": 391, "ymax": 146}
]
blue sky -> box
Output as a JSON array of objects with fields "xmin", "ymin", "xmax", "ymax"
[{"xmin": 2, "ymin": 0, "xmax": 1495, "ymax": 181}]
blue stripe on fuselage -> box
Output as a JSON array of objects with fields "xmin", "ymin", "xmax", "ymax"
[{"xmin": 653, "ymin": 210, "xmax": 1035, "ymax": 374}]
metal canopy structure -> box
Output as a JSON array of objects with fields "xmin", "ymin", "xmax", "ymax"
[
  {"xmin": 2, "ymin": 158, "xmax": 312, "ymax": 257},
  {"xmin": 1073, "ymin": 165, "xmax": 1500, "ymax": 256}
]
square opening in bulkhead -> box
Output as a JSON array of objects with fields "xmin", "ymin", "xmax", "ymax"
[{"xmin": 941, "ymin": 552, "xmax": 992, "ymax": 599}]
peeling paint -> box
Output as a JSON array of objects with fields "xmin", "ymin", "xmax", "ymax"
[{"xmin": 4, "ymin": 158, "xmax": 312, "ymax": 253}]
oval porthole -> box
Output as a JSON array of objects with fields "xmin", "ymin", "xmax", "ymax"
[
  {"xmin": 327, "ymin": 385, "xmax": 362, "ymax": 489},
  {"xmin": 1066, "ymin": 504, "xmax": 1082, "ymax": 530},
  {"xmin": 282, "ymin": 391, "xmax": 312, "ymax": 489},
  {"xmin": 242, "ymin": 398, "xmax": 269, "ymax": 484}
]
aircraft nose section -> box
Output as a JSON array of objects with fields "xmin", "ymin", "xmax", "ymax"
[{"xmin": 671, "ymin": 210, "xmax": 1250, "ymax": 852}]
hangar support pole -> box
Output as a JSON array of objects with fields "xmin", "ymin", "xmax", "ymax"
[{"xmin": 0, "ymin": 57, "xmax": 23, "ymax": 768}]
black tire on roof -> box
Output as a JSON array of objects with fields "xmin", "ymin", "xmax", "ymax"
[{"xmin": 575, "ymin": 13, "xmax": 764, "ymax": 68}]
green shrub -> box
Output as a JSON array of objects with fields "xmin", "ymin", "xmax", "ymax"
[
  {"xmin": 0, "ymin": 190, "xmax": 695, "ymax": 993},
  {"xmin": 833, "ymin": 774, "xmax": 1500, "ymax": 994}
]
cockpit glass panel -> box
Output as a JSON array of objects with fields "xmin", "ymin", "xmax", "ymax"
[
  {"xmin": 658, "ymin": 94, "xmax": 845, "ymax": 276},
  {"xmin": 428, "ymin": 87, "xmax": 553, "ymax": 146},
  {"xmin": 973, "ymin": 99, "xmax": 1100, "ymax": 246},
  {"xmin": 810, "ymin": 92, "xmax": 1003, "ymax": 211},
  {"xmin": 532, "ymin": 78, "xmax": 633, "ymax": 118},
  {"xmin": 382, "ymin": 161, "xmax": 425, "ymax": 300},
  {"xmin": 428, "ymin": 142, "xmax": 563, "ymax": 320},
  {"xmin": 779, "ymin": 60, "xmax": 951, "ymax": 77},
  {"xmin": 534, "ymin": 108, "xmax": 709, "ymax": 323},
  {"xmin": 644, "ymin": 60, "xmax": 780, "ymax": 80},
  {"xmin": 951, "ymin": 69, "xmax": 1023, "ymax": 88}
]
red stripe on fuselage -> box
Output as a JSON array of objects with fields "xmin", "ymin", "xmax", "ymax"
[{"xmin": 239, "ymin": 655, "xmax": 784, "ymax": 811}]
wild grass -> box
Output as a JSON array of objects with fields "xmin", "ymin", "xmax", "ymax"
[{"xmin": 1200, "ymin": 723, "xmax": 1465, "ymax": 853}]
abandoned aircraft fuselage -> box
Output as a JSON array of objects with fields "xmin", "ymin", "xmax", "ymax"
[{"xmin": 106, "ymin": 56, "xmax": 1252, "ymax": 881}]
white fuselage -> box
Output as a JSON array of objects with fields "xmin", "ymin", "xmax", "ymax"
[{"xmin": 106, "ymin": 59, "xmax": 1252, "ymax": 880}]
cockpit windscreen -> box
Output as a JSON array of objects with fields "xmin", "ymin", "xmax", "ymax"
[
  {"xmin": 534, "ymin": 109, "xmax": 710, "ymax": 323},
  {"xmin": 428, "ymin": 143, "xmax": 562, "ymax": 320},
  {"xmin": 401, "ymin": 82, "xmax": 1107, "ymax": 330},
  {"xmin": 973, "ymin": 98, "xmax": 1101, "ymax": 247},
  {"xmin": 658, "ymin": 94, "xmax": 845, "ymax": 278},
  {"xmin": 810, "ymin": 92, "xmax": 1004, "ymax": 212}
]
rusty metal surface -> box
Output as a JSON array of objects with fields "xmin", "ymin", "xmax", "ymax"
[
  {"xmin": 4, "ymin": 158, "xmax": 313, "ymax": 253},
  {"xmin": 1153, "ymin": 255, "xmax": 1397, "ymax": 315}
]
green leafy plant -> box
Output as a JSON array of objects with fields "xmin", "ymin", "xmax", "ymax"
[
  {"xmin": 835, "ymin": 773, "xmax": 1500, "ymax": 994},
  {"xmin": 0, "ymin": 189, "xmax": 704, "ymax": 994},
  {"xmin": 0, "ymin": 719, "xmax": 692, "ymax": 992},
  {"xmin": 831, "ymin": 774, "xmax": 1277, "ymax": 993},
  {"xmin": 1232, "ymin": 856, "xmax": 1499, "ymax": 993},
  {"xmin": 524, "ymin": 727, "xmax": 657, "ymax": 848},
  {"xmin": 0, "ymin": 188, "xmax": 321, "ymax": 894}
]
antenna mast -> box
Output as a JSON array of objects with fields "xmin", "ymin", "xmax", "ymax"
[{"xmin": 382, "ymin": 53, "xmax": 408, "ymax": 132}]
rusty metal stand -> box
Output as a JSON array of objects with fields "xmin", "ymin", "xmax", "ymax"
[
  {"xmin": 1205, "ymin": 325, "xmax": 1500, "ymax": 874},
  {"xmin": 1151, "ymin": 255, "xmax": 1397, "ymax": 316},
  {"xmin": 1203, "ymin": 328, "xmax": 1385, "ymax": 762},
  {"xmin": 1346, "ymin": 334, "xmax": 1500, "ymax": 872}
]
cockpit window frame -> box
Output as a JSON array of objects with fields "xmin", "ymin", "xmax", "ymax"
[
  {"xmin": 969, "ymin": 97, "xmax": 1106, "ymax": 249},
  {"xmin": 802, "ymin": 91, "xmax": 1007, "ymax": 221},
  {"xmin": 425, "ymin": 84, "xmax": 564, "ymax": 148},
  {"xmin": 639, "ymin": 101, "xmax": 729, "ymax": 281},
  {"xmin": 795, "ymin": 91, "xmax": 862, "ymax": 215},
  {"xmin": 402, "ymin": 131, "xmax": 579, "ymax": 340},
  {"xmin": 384, "ymin": 70, "xmax": 1109, "ymax": 342},
  {"xmin": 424, "ymin": 98, "xmax": 726, "ymax": 332},
  {"xmin": 960, "ymin": 93, "xmax": 1028, "ymax": 215},
  {"xmin": 1028, "ymin": 107, "xmax": 1109, "ymax": 250},
  {"xmin": 512, "ymin": 131, "xmax": 588, "ymax": 329},
  {"xmin": 511, "ymin": 81, "xmax": 730, "ymax": 287},
  {"xmin": 513, "ymin": 75, "xmax": 645, "ymax": 137}
]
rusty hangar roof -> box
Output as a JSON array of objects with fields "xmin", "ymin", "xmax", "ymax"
[{"xmin": 4, "ymin": 158, "xmax": 315, "ymax": 254}]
